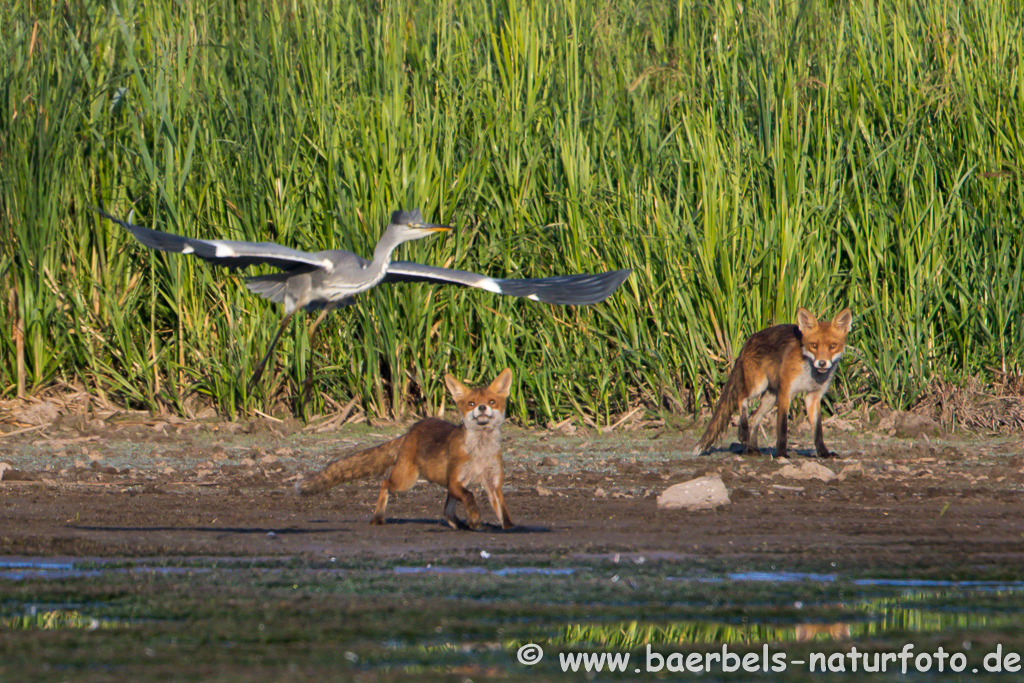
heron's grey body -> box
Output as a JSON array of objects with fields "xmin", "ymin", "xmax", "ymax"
[
  {"xmin": 245, "ymin": 249, "xmax": 389, "ymax": 313},
  {"xmin": 97, "ymin": 208, "xmax": 631, "ymax": 390}
]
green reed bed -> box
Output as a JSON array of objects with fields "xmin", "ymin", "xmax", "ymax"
[{"xmin": 2, "ymin": 0, "xmax": 1021, "ymax": 422}]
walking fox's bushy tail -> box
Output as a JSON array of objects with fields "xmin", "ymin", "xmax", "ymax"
[
  {"xmin": 693, "ymin": 363, "xmax": 745, "ymax": 456},
  {"xmin": 296, "ymin": 438, "xmax": 404, "ymax": 496}
]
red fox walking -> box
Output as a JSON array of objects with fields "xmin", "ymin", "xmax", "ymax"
[
  {"xmin": 297, "ymin": 369, "xmax": 514, "ymax": 530},
  {"xmin": 693, "ymin": 308, "xmax": 853, "ymax": 458}
]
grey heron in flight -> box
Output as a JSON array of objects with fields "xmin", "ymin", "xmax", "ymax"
[{"xmin": 97, "ymin": 208, "xmax": 631, "ymax": 392}]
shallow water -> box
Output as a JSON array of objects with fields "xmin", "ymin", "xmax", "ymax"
[{"xmin": 2, "ymin": 555, "xmax": 1023, "ymax": 681}]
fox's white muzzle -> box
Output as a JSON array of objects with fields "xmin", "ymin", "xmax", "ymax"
[
  {"xmin": 805, "ymin": 349, "xmax": 844, "ymax": 372},
  {"xmin": 470, "ymin": 404, "xmax": 500, "ymax": 427}
]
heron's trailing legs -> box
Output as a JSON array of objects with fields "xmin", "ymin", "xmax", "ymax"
[
  {"xmin": 248, "ymin": 306, "xmax": 334, "ymax": 405},
  {"xmin": 247, "ymin": 311, "xmax": 295, "ymax": 392}
]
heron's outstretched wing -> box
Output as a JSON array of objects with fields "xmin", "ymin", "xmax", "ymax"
[
  {"xmin": 96, "ymin": 209, "xmax": 331, "ymax": 273},
  {"xmin": 382, "ymin": 262, "xmax": 631, "ymax": 306}
]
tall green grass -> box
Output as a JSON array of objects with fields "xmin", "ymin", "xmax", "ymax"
[{"xmin": 2, "ymin": 0, "xmax": 1021, "ymax": 423}]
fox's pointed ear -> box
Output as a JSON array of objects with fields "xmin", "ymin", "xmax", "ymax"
[
  {"xmin": 796, "ymin": 307, "xmax": 818, "ymax": 333},
  {"xmin": 832, "ymin": 308, "xmax": 853, "ymax": 334},
  {"xmin": 444, "ymin": 374, "xmax": 469, "ymax": 402},
  {"xmin": 489, "ymin": 368, "xmax": 513, "ymax": 397}
]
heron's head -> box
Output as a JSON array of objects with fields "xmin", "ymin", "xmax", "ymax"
[{"xmin": 386, "ymin": 209, "xmax": 450, "ymax": 245}]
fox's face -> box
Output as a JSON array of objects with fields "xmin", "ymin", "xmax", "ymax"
[
  {"xmin": 444, "ymin": 369, "xmax": 513, "ymax": 431},
  {"xmin": 797, "ymin": 308, "xmax": 853, "ymax": 372}
]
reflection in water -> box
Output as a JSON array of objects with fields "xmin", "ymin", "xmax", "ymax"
[
  {"xmin": 552, "ymin": 621, "xmax": 842, "ymax": 649},
  {"xmin": 1, "ymin": 608, "xmax": 125, "ymax": 631},
  {"xmin": 854, "ymin": 591, "xmax": 1016, "ymax": 636},
  {"xmin": 549, "ymin": 589, "xmax": 1024, "ymax": 649},
  {"xmin": 795, "ymin": 622, "xmax": 851, "ymax": 641}
]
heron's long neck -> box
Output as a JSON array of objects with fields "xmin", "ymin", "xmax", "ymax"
[{"xmin": 367, "ymin": 228, "xmax": 404, "ymax": 279}]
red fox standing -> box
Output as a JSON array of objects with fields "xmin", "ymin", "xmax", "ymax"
[
  {"xmin": 297, "ymin": 369, "xmax": 514, "ymax": 530},
  {"xmin": 693, "ymin": 308, "xmax": 853, "ymax": 458}
]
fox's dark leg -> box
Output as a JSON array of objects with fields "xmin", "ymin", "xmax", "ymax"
[
  {"xmin": 442, "ymin": 494, "xmax": 462, "ymax": 529},
  {"xmin": 805, "ymin": 392, "xmax": 833, "ymax": 457},
  {"xmin": 738, "ymin": 378, "xmax": 770, "ymax": 454},
  {"xmin": 745, "ymin": 392, "xmax": 777, "ymax": 453},
  {"xmin": 737, "ymin": 397, "xmax": 751, "ymax": 445},
  {"xmin": 372, "ymin": 459, "xmax": 418, "ymax": 525},
  {"xmin": 445, "ymin": 484, "xmax": 481, "ymax": 530},
  {"xmin": 371, "ymin": 480, "xmax": 390, "ymax": 525},
  {"xmin": 774, "ymin": 389, "xmax": 792, "ymax": 458}
]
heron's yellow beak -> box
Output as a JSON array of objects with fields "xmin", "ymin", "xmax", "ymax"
[{"xmin": 414, "ymin": 224, "xmax": 451, "ymax": 233}]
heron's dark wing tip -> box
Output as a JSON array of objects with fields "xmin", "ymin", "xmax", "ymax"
[
  {"xmin": 489, "ymin": 268, "xmax": 631, "ymax": 305},
  {"xmin": 608, "ymin": 269, "xmax": 632, "ymax": 287},
  {"xmin": 94, "ymin": 207, "xmax": 198, "ymax": 255}
]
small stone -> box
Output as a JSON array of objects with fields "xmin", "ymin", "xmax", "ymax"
[
  {"xmin": 657, "ymin": 475, "xmax": 731, "ymax": 510},
  {"xmin": 535, "ymin": 486, "xmax": 553, "ymax": 497},
  {"xmin": 776, "ymin": 461, "xmax": 836, "ymax": 482}
]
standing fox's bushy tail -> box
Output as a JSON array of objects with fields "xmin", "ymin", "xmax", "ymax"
[
  {"xmin": 296, "ymin": 438, "xmax": 404, "ymax": 496},
  {"xmin": 693, "ymin": 363, "xmax": 745, "ymax": 456}
]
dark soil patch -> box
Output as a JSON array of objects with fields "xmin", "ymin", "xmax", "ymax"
[{"xmin": 1, "ymin": 419, "xmax": 1022, "ymax": 577}]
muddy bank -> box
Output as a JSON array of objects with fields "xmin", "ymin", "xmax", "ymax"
[{"xmin": 2, "ymin": 415, "xmax": 1022, "ymax": 576}]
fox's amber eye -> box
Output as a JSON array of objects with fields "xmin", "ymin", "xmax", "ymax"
[
  {"xmin": 467, "ymin": 401, "xmax": 475, "ymax": 407},
  {"xmin": 810, "ymin": 343, "xmax": 817, "ymax": 350},
  {"xmin": 489, "ymin": 399, "xmax": 496, "ymax": 405},
  {"xmin": 829, "ymin": 344, "xmax": 836, "ymax": 350}
]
